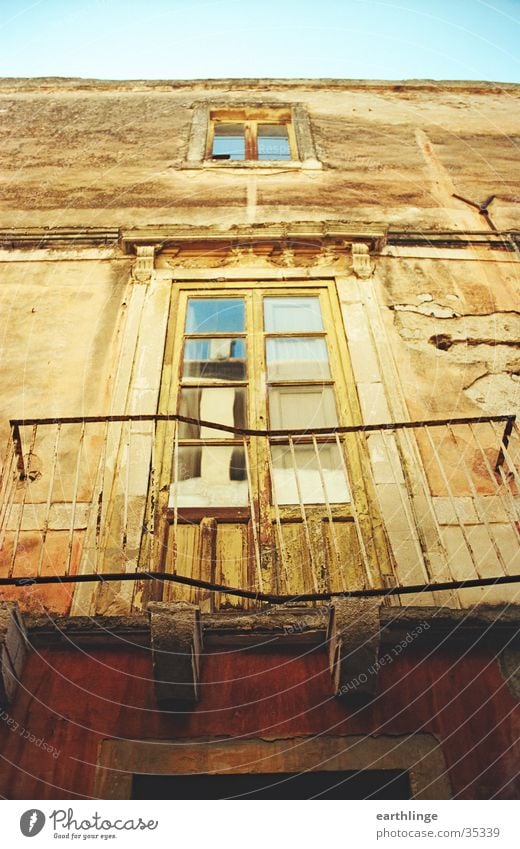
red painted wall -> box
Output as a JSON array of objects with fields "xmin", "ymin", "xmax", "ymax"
[{"xmin": 0, "ymin": 645, "xmax": 518, "ymax": 799}]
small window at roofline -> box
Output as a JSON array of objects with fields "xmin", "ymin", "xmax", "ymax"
[
  {"xmin": 211, "ymin": 121, "xmax": 291, "ymax": 161},
  {"xmin": 185, "ymin": 103, "xmax": 321, "ymax": 169}
]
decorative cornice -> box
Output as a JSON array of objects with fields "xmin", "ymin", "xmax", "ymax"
[
  {"xmin": 0, "ymin": 226, "xmax": 516, "ymax": 254},
  {"xmin": 120, "ymin": 222, "xmax": 387, "ymax": 254}
]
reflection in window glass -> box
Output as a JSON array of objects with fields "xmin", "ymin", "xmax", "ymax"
[
  {"xmin": 170, "ymin": 445, "xmax": 247, "ymax": 507},
  {"xmin": 257, "ymin": 124, "xmax": 290, "ymax": 160},
  {"xmin": 269, "ymin": 386, "xmax": 338, "ymax": 431},
  {"xmin": 271, "ymin": 443, "xmax": 350, "ymax": 504},
  {"xmin": 212, "ymin": 123, "xmax": 245, "ymax": 160},
  {"xmin": 264, "ymin": 297, "xmax": 323, "ymax": 332},
  {"xmin": 183, "ymin": 339, "xmax": 246, "ymax": 382},
  {"xmin": 186, "ymin": 299, "xmax": 245, "ymax": 333},
  {"xmin": 266, "ymin": 338, "xmax": 330, "ymax": 381},
  {"xmin": 178, "ymin": 387, "xmax": 247, "ymax": 438}
]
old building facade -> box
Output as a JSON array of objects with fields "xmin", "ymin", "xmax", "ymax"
[{"xmin": 0, "ymin": 77, "xmax": 519, "ymax": 799}]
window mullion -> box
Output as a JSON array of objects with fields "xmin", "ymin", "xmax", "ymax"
[{"xmin": 244, "ymin": 121, "xmax": 257, "ymax": 160}]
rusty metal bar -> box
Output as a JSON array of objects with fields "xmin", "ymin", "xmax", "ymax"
[
  {"xmin": 493, "ymin": 420, "xmax": 520, "ymax": 490},
  {"xmin": 9, "ymin": 412, "xmax": 515, "ymax": 437},
  {"xmin": 495, "ymin": 415, "xmax": 515, "ymax": 472},
  {"xmin": 1, "ymin": 568, "xmax": 519, "ymax": 604}
]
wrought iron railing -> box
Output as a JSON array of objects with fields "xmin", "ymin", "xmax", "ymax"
[{"xmin": 0, "ymin": 414, "xmax": 519, "ymax": 606}]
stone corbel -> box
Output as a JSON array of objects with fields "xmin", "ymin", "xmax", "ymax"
[
  {"xmin": 131, "ymin": 245, "xmax": 156, "ymax": 284},
  {"xmin": 0, "ymin": 602, "xmax": 28, "ymax": 708},
  {"xmin": 351, "ymin": 242, "xmax": 373, "ymax": 279},
  {"xmin": 149, "ymin": 602, "xmax": 203, "ymax": 706},
  {"xmin": 328, "ymin": 599, "xmax": 381, "ymax": 701}
]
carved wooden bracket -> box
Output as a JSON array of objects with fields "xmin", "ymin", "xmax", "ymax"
[
  {"xmin": 131, "ymin": 245, "xmax": 156, "ymax": 284},
  {"xmin": 328, "ymin": 599, "xmax": 381, "ymax": 700},
  {"xmin": 351, "ymin": 242, "xmax": 373, "ymax": 278},
  {"xmin": 148, "ymin": 602, "xmax": 203, "ymax": 705},
  {"xmin": 0, "ymin": 602, "xmax": 27, "ymax": 708}
]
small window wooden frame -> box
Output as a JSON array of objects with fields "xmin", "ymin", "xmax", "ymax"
[{"xmin": 185, "ymin": 102, "xmax": 321, "ymax": 170}]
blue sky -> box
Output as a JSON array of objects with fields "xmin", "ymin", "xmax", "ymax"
[{"xmin": 0, "ymin": 0, "xmax": 519, "ymax": 81}]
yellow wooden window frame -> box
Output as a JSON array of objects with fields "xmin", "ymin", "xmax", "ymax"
[{"xmin": 206, "ymin": 109, "xmax": 298, "ymax": 162}]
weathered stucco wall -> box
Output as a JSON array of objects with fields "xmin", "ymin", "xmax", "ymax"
[
  {"xmin": 377, "ymin": 250, "xmax": 520, "ymax": 420},
  {"xmin": 0, "ymin": 252, "xmax": 130, "ymax": 432},
  {"xmin": 1, "ymin": 78, "xmax": 519, "ymax": 229}
]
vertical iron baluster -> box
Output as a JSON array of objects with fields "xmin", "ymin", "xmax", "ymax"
[
  {"xmin": 265, "ymin": 439, "xmax": 289, "ymax": 591},
  {"xmin": 448, "ymin": 423, "xmax": 508, "ymax": 577},
  {"xmin": 65, "ymin": 420, "xmax": 85, "ymax": 576},
  {"xmin": 334, "ymin": 432, "xmax": 373, "ymax": 588},
  {"xmin": 470, "ymin": 422, "xmax": 520, "ymax": 538},
  {"xmin": 289, "ymin": 435, "xmax": 318, "ymax": 593},
  {"xmin": 9, "ymin": 424, "xmax": 38, "ymax": 578},
  {"xmin": 0, "ymin": 427, "xmax": 18, "ymax": 550},
  {"xmin": 424, "ymin": 425, "xmax": 481, "ymax": 578},
  {"xmin": 243, "ymin": 434, "xmax": 263, "ymax": 593},
  {"xmin": 312, "ymin": 434, "xmax": 344, "ymax": 591},
  {"xmin": 37, "ymin": 422, "xmax": 62, "ymax": 577}
]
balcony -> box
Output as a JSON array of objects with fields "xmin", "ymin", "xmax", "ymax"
[{"xmin": 0, "ymin": 414, "xmax": 519, "ymax": 613}]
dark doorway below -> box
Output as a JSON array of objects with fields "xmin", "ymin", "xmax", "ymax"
[{"xmin": 132, "ymin": 769, "xmax": 411, "ymax": 800}]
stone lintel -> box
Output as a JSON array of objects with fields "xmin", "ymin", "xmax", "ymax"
[
  {"xmin": 148, "ymin": 602, "xmax": 203, "ymax": 706},
  {"xmin": 0, "ymin": 602, "xmax": 28, "ymax": 708},
  {"xmin": 328, "ymin": 599, "xmax": 381, "ymax": 700}
]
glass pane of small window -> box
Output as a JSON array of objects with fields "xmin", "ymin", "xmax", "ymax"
[
  {"xmin": 186, "ymin": 298, "xmax": 245, "ymax": 333},
  {"xmin": 183, "ymin": 339, "xmax": 246, "ymax": 382},
  {"xmin": 264, "ymin": 297, "xmax": 324, "ymax": 332},
  {"xmin": 271, "ymin": 443, "xmax": 350, "ymax": 504},
  {"xmin": 268, "ymin": 386, "xmax": 338, "ymax": 431},
  {"xmin": 257, "ymin": 124, "xmax": 291, "ymax": 160},
  {"xmin": 178, "ymin": 387, "xmax": 247, "ymax": 438},
  {"xmin": 266, "ymin": 338, "xmax": 330, "ymax": 381},
  {"xmin": 170, "ymin": 445, "xmax": 247, "ymax": 507},
  {"xmin": 212, "ymin": 123, "xmax": 245, "ymax": 160}
]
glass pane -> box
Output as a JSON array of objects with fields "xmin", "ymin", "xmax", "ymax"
[
  {"xmin": 269, "ymin": 386, "xmax": 338, "ymax": 431},
  {"xmin": 257, "ymin": 124, "xmax": 291, "ymax": 160},
  {"xmin": 264, "ymin": 297, "xmax": 323, "ymax": 332},
  {"xmin": 186, "ymin": 298, "xmax": 245, "ymax": 333},
  {"xmin": 271, "ymin": 443, "xmax": 350, "ymax": 504},
  {"xmin": 266, "ymin": 338, "xmax": 330, "ymax": 381},
  {"xmin": 212, "ymin": 123, "xmax": 245, "ymax": 160},
  {"xmin": 170, "ymin": 445, "xmax": 247, "ymax": 507},
  {"xmin": 178, "ymin": 387, "xmax": 247, "ymax": 438},
  {"xmin": 183, "ymin": 339, "xmax": 246, "ymax": 382}
]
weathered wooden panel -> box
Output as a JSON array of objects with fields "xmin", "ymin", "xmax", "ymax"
[{"xmin": 216, "ymin": 522, "xmax": 252, "ymax": 610}]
